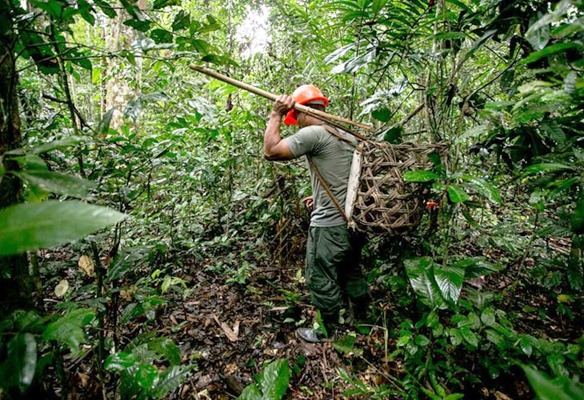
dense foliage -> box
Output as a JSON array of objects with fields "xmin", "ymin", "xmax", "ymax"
[{"xmin": 0, "ymin": 0, "xmax": 583, "ymax": 398}]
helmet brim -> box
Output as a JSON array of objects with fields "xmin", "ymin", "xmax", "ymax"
[
  {"xmin": 283, "ymin": 109, "xmax": 298, "ymax": 125},
  {"xmin": 283, "ymin": 97, "xmax": 329, "ymax": 125}
]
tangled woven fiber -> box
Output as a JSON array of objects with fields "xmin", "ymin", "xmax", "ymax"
[{"xmin": 349, "ymin": 141, "xmax": 448, "ymax": 235}]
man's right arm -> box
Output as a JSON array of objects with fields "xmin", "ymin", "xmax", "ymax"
[{"xmin": 263, "ymin": 96, "xmax": 295, "ymax": 161}]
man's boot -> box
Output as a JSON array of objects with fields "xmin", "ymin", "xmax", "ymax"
[{"xmin": 295, "ymin": 311, "xmax": 339, "ymax": 343}]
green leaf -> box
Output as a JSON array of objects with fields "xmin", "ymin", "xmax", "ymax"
[
  {"xmin": 459, "ymin": 327, "xmax": 478, "ymax": 347},
  {"xmin": 153, "ymin": 366, "xmax": 190, "ymax": 398},
  {"xmin": 372, "ymin": 107, "xmax": 391, "ymax": 122},
  {"xmin": 333, "ymin": 334, "xmax": 357, "ymax": 354},
  {"xmin": 149, "ymin": 338, "xmax": 181, "ymax": 365},
  {"xmin": 462, "ymin": 175, "xmax": 502, "ymax": 204},
  {"xmin": 31, "ymin": 136, "xmax": 86, "ymax": 154},
  {"xmin": 467, "ymin": 29, "xmax": 496, "ymax": 57},
  {"xmin": 95, "ymin": 0, "xmax": 117, "ymax": 18},
  {"xmin": 97, "ymin": 108, "xmax": 116, "ymax": 135},
  {"xmin": 260, "ymin": 359, "xmax": 291, "ymax": 400},
  {"xmin": 540, "ymin": 122, "xmax": 566, "ymax": 144},
  {"xmin": 383, "ymin": 126, "xmax": 403, "ymax": 144},
  {"xmin": 523, "ymin": 365, "xmax": 584, "ymax": 400},
  {"xmin": 403, "ymin": 170, "xmax": 439, "ymax": 183},
  {"xmin": 433, "ymin": 265, "xmax": 464, "ymax": 304},
  {"xmin": 136, "ymin": 365, "xmax": 158, "ymax": 389},
  {"xmin": 7, "ymin": 333, "xmax": 37, "ymax": 387},
  {"xmin": 404, "ymin": 257, "xmax": 445, "ymax": 309},
  {"xmin": 447, "ymin": 184, "xmax": 469, "ymax": 203},
  {"xmin": 152, "ymin": 0, "xmax": 180, "ymax": 9},
  {"xmin": 13, "ymin": 170, "xmax": 96, "ymax": 199},
  {"xmin": 481, "ymin": 308, "xmax": 496, "ymax": 326},
  {"xmin": 570, "ymin": 186, "xmax": 584, "ymax": 234},
  {"xmin": 238, "ymin": 384, "xmax": 262, "ymax": 400},
  {"xmin": 105, "ymin": 352, "xmax": 137, "ymax": 371},
  {"xmin": 150, "ymin": 28, "xmax": 174, "ymax": 44},
  {"xmin": 451, "ymin": 257, "xmax": 504, "ymax": 279},
  {"xmin": 0, "ymin": 201, "xmax": 126, "ymax": 256},
  {"xmin": 521, "ymin": 43, "xmax": 581, "ymax": 65},
  {"xmin": 523, "ymin": 163, "xmax": 575, "ymax": 175},
  {"xmin": 43, "ymin": 309, "xmax": 95, "ymax": 353},
  {"xmin": 415, "ymin": 334, "xmax": 430, "ymax": 346},
  {"xmin": 172, "ymin": 10, "xmax": 190, "ymax": 31},
  {"xmin": 108, "ymin": 246, "xmax": 153, "ymax": 281}
]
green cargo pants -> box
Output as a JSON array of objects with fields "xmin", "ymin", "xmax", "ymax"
[{"xmin": 305, "ymin": 225, "xmax": 368, "ymax": 318}]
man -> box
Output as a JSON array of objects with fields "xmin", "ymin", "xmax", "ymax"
[{"xmin": 263, "ymin": 85, "xmax": 369, "ymax": 343}]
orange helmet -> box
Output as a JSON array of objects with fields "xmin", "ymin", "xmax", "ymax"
[{"xmin": 283, "ymin": 85, "xmax": 329, "ymax": 125}]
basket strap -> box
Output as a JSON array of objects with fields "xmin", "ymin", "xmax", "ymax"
[
  {"xmin": 319, "ymin": 124, "xmax": 359, "ymax": 147},
  {"xmin": 307, "ymin": 156, "xmax": 348, "ymax": 222}
]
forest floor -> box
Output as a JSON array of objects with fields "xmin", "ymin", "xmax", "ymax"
[{"xmin": 47, "ymin": 235, "xmax": 581, "ymax": 399}]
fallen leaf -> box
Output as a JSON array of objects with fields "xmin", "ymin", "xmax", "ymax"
[
  {"xmin": 212, "ymin": 314, "xmax": 239, "ymax": 342},
  {"xmin": 494, "ymin": 391, "xmax": 513, "ymax": 400},
  {"xmin": 78, "ymin": 255, "xmax": 94, "ymax": 277},
  {"xmin": 55, "ymin": 279, "xmax": 69, "ymax": 297}
]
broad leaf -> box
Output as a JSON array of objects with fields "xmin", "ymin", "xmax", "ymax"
[
  {"xmin": 43, "ymin": 308, "xmax": 95, "ymax": 353},
  {"xmin": 152, "ymin": 366, "xmax": 190, "ymax": 398},
  {"xmin": 105, "ymin": 352, "xmax": 137, "ymax": 371},
  {"xmin": 447, "ymin": 185, "xmax": 469, "ymax": 203},
  {"xmin": 403, "ymin": 170, "xmax": 439, "ymax": 183},
  {"xmin": 523, "ymin": 163, "xmax": 575, "ymax": 175},
  {"xmin": 31, "ymin": 136, "xmax": 86, "ymax": 155},
  {"xmin": 0, "ymin": 201, "xmax": 126, "ymax": 256},
  {"xmin": 260, "ymin": 359, "xmax": 291, "ymax": 400},
  {"xmin": 7, "ymin": 333, "xmax": 37, "ymax": 387},
  {"xmin": 238, "ymin": 384, "xmax": 262, "ymax": 400},
  {"xmin": 13, "ymin": 170, "xmax": 95, "ymax": 199},
  {"xmin": 404, "ymin": 257, "xmax": 445, "ymax": 308},
  {"xmin": 433, "ymin": 265, "xmax": 464, "ymax": 304},
  {"xmin": 462, "ymin": 175, "xmax": 502, "ymax": 204},
  {"xmin": 451, "ymin": 257, "xmax": 504, "ymax": 279},
  {"xmin": 570, "ymin": 187, "xmax": 584, "ymax": 234},
  {"xmin": 523, "ymin": 366, "xmax": 584, "ymax": 400},
  {"xmin": 521, "ymin": 42, "xmax": 581, "ymax": 65}
]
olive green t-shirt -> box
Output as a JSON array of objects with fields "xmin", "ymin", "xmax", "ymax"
[{"xmin": 285, "ymin": 125, "xmax": 356, "ymax": 227}]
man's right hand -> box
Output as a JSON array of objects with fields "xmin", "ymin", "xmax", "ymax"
[
  {"xmin": 303, "ymin": 196, "xmax": 314, "ymax": 211},
  {"xmin": 273, "ymin": 95, "xmax": 295, "ymax": 116}
]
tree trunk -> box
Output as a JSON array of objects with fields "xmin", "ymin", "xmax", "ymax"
[
  {"xmin": 0, "ymin": 0, "xmax": 32, "ymax": 312},
  {"xmin": 103, "ymin": 0, "xmax": 145, "ymax": 130}
]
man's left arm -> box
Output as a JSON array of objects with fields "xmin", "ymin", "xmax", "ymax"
[{"xmin": 264, "ymin": 95, "xmax": 295, "ymax": 161}]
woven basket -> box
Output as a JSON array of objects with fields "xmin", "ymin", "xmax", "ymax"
[{"xmin": 345, "ymin": 141, "xmax": 448, "ymax": 235}]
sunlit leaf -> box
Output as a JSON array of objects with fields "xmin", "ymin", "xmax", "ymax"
[
  {"xmin": 152, "ymin": 366, "xmax": 190, "ymax": 398},
  {"xmin": 259, "ymin": 359, "xmax": 291, "ymax": 400},
  {"xmin": 523, "ymin": 163, "xmax": 575, "ymax": 175},
  {"xmin": 0, "ymin": 201, "xmax": 126, "ymax": 256},
  {"xmin": 570, "ymin": 186, "xmax": 584, "ymax": 234},
  {"xmin": 43, "ymin": 308, "xmax": 95, "ymax": 353},
  {"xmin": 7, "ymin": 333, "xmax": 37, "ymax": 387},
  {"xmin": 404, "ymin": 257, "xmax": 445, "ymax": 309},
  {"xmin": 521, "ymin": 43, "xmax": 581, "ymax": 65},
  {"xmin": 403, "ymin": 170, "xmax": 439, "ymax": 183},
  {"xmin": 447, "ymin": 185, "xmax": 469, "ymax": 203},
  {"xmin": 54, "ymin": 279, "xmax": 69, "ymax": 297},
  {"xmin": 13, "ymin": 170, "xmax": 95, "ymax": 199},
  {"xmin": 462, "ymin": 175, "xmax": 502, "ymax": 204},
  {"xmin": 523, "ymin": 365, "xmax": 584, "ymax": 400},
  {"xmin": 433, "ymin": 265, "xmax": 464, "ymax": 303},
  {"xmin": 78, "ymin": 255, "xmax": 95, "ymax": 277}
]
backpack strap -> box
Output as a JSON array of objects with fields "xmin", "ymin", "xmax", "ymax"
[{"xmin": 307, "ymin": 156, "xmax": 348, "ymax": 222}]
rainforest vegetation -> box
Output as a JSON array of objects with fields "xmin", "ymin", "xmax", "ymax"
[{"xmin": 1, "ymin": 0, "xmax": 583, "ymax": 398}]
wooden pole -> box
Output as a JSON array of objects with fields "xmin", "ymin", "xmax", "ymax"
[{"xmin": 190, "ymin": 65, "xmax": 372, "ymax": 137}]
